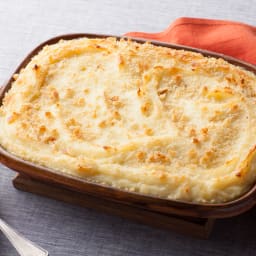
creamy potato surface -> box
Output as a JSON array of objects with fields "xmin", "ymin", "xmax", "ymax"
[{"xmin": 1, "ymin": 37, "xmax": 256, "ymax": 203}]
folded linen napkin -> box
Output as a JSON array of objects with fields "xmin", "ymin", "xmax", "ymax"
[{"xmin": 125, "ymin": 17, "xmax": 256, "ymax": 65}]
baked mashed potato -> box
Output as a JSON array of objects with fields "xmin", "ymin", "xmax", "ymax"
[{"xmin": 1, "ymin": 37, "xmax": 256, "ymax": 203}]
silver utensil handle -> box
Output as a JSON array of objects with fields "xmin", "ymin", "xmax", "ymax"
[{"xmin": 0, "ymin": 218, "xmax": 48, "ymax": 256}]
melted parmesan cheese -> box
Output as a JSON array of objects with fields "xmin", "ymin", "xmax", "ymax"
[{"xmin": 1, "ymin": 37, "xmax": 256, "ymax": 203}]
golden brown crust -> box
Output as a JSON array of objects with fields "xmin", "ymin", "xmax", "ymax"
[{"xmin": 1, "ymin": 37, "xmax": 256, "ymax": 203}]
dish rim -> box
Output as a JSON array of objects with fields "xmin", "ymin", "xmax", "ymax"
[{"xmin": 1, "ymin": 33, "xmax": 256, "ymax": 218}]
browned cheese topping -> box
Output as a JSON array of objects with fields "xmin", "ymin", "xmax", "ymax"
[{"xmin": 1, "ymin": 37, "xmax": 256, "ymax": 203}]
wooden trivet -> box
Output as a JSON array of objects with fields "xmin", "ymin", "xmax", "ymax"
[{"xmin": 13, "ymin": 174, "xmax": 215, "ymax": 239}]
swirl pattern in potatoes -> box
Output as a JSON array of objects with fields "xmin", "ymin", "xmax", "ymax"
[{"xmin": 1, "ymin": 37, "xmax": 256, "ymax": 203}]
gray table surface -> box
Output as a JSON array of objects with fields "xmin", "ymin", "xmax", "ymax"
[{"xmin": 1, "ymin": 1, "xmax": 256, "ymax": 255}]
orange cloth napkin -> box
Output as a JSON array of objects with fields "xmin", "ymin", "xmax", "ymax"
[{"xmin": 125, "ymin": 17, "xmax": 256, "ymax": 65}]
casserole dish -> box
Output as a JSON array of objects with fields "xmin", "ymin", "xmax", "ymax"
[{"xmin": 1, "ymin": 33, "xmax": 256, "ymax": 218}]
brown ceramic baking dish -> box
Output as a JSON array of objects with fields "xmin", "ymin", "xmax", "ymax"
[{"xmin": 1, "ymin": 33, "xmax": 256, "ymax": 219}]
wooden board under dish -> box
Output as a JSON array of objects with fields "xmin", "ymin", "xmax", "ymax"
[{"xmin": 13, "ymin": 174, "xmax": 215, "ymax": 239}]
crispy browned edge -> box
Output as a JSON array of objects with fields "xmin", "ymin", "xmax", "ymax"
[{"xmin": 1, "ymin": 33, "xmax": 256, "ymax": 219}]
